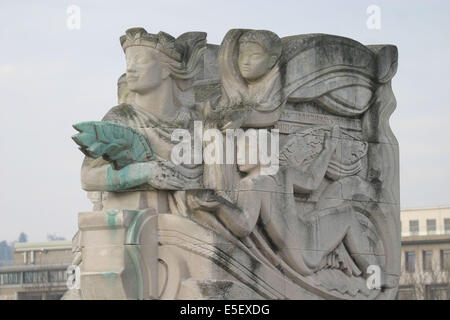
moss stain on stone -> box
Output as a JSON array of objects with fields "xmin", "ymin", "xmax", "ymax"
[{"xmin": 106, "ymin": 209, "xmax": 120, "ymax": 228}]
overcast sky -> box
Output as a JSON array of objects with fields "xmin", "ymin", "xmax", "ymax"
[{"xmin": 1, "ymin": 0, "xmax": 449, "ymax": 242}]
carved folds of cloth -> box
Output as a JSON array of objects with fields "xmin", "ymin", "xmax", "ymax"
[{"xmin": 68, "ymin": 28, "xmax": 400, "ymax": 300}]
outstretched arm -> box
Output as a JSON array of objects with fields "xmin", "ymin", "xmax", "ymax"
[
  {"xmin": 81, "ymin": 157, "xmax": 111, "ymax": 191},
  {"xmin": 188, "ymin": 178, "xmax": 263, "ymax": 239},
  {"xmin": 81, "ymin": 156, "xmax": 156, "ymax": 191},
  {"xmin": 216, "ymin": 192, "xmax": 261, "ymax": 238},
  {"xmin": 214, "ymin": 177, "xmax": 263, "ymax": 238},
  {"xmin": 81, "ymin": 156, "xmax": 193, "ymax": 192}
]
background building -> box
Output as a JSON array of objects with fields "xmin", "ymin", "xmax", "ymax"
[
  {"xmin": 2, "ymin": 207, "xmax": 449, "ymax": 300},
  {"xmin": 398, "ymin": 206, "xmax": 450, "ymax": 299},
  {"xmin": 0, "ymin": 241, "xmax": 72, "ymax": 300}
]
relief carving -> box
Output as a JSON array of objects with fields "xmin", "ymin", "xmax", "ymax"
[{"xmin": 67, "ymin": 27, "xmax": 400, "ymax": 300}]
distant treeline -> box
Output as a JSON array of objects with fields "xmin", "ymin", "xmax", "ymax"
[
  {"xmin": 0, "ymin": 233, "xmax": 66, "ymax": 265},
  {"xmin": 0, "ymin": 241, "xmax": 13, "ymax": 265}
]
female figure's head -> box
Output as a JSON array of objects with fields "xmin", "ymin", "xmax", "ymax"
[
  {"xmin": 237, "ymin": 30, "xmax": 282, "ymax": 82},
  {"xmin": 124, "ymin": 45, "xmax": 170, "ymax": 94},
  {"xmin": 120, "ymin": 28, "xmax": 206, "ymax": 104},
  {"xmin": 217, "ymin": 29, "xmax": 284, "ymax": 120}
]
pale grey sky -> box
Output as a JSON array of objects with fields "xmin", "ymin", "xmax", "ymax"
[{"xmin": 1, "ymin": 0, "xmax": 449, "ymax": 242}]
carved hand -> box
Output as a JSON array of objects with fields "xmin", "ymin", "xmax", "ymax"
[{"xmin": 146, "ymin": 160, "xmax": 184, "ymax": 190}]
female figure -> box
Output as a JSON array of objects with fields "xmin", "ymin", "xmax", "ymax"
[
  {"xmin": 214, "ymin": 29, "xmax": 285, "ymax": 129},
  {"xmin": 81, "ymin": 28, "xmax": 206, "ymax": 193},
  {"xmin": 201, "ymin": 30, "xmax": 285, "ymax": 197}
]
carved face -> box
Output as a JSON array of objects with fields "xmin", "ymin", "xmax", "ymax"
[
  {"xmin": 125, "ymin": 46, "xmax": 168, "ymax": 94},
  {"xmin": 238, "ymin": 42, "xmax": 273, "ymax": 82}
]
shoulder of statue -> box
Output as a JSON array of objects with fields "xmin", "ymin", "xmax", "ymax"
[
  {"xmin": 101, "ymin": 103, "xmax": 136, "ymax": 123},
  {"xmin": 101, "ymin": 103, "xmax": 159, "ymax": 128},
  {"xmin": 173, "ymin": 106, "xmax": 200, "ymax": 129}
]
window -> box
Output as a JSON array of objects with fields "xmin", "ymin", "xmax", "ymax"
[
  {"xmin": 0, "ymin": 272, "xmax": 20, "ymax": 285},
  {"xmin": 23, "ymin": 271, "xmax": 46, "ymax": 284},
  {"xmin": 49, "ymin": 270, "xmax": 67, "ymax": 283},
  {"xmin": 405, "ymin": 251, "xmax": 416, "ymax": 272},
  {"xmin": 445, "ymin": 219, "xmax": 450, "ymax": 234},
  {"xmin": 426, "ymin": 219, "xmax": 436, "ymax": 235},
  {"xmin": 440, "ymin": 249, "xmax": 450, "ymax": 270},
  {"xmin": 16, "ymin": 292, "xmax": 44, "ymax": 300},
  {"xmin": 423, "ymin": 250, "xmax": 433, "ymax": 271},
  {"xmin": 426, "ymin": 284, "xmax": 450, "ymax": 300},
  {"xmin": 397, "ymin": 286, "xmax": 416, "ymax": 300},
  {"xmin": 409, "ymin": 220, "xmax": 419, "ymax": 235}
]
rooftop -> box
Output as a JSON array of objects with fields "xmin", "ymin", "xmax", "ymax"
[{"xmin": 14, "ymin": 241, "xmax": 72, "ymax": 252}]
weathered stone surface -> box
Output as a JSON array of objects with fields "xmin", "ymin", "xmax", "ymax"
[{"xmin": 66, "ymin": 27, "xmax": 400, "ymax": 300}]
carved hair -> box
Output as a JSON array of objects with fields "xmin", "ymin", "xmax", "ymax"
[
  {"xmin": 121, "ymin": 28, "xmax": 207, "ymax": 88},
  {"xmin": 117, "ymin": 73, "xmax": 134, "ymax": 105},
  {"xmin": 218, "ymin": 29, "xmax": 283, "ymax": 112},
  {"xmin": 238, "ymin": 30, "xmax": 282, "ymax": 64}
]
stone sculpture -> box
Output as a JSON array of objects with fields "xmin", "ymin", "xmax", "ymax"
[{"xmin": 66, "ymin": 27, "xmax": 400, "ymax": 300}]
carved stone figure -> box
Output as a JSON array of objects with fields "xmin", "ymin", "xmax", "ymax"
[
  {"xmin": 66, "ymin": 27, "xmax": 400, "ymax": 300},
  {"xmin": 77, "ymin": 28, "xmax": 206, "ymax": 212},
  {"xmin": 216, "ymin": 29, "xmax": 284, "ymax": 129}
]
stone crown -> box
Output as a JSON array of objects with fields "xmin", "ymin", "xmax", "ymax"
[{"xmin": 120, "ymin": 27, "xmax": 183, "ymax": 62}]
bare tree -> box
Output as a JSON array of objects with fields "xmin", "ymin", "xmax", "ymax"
[
  {"xmin": 400, "ymin": 260, "xmax": 450, "ymax": 300},
  {"xmin": 46, "ymin": 234, "xmax": 66, "ymax": 241}
]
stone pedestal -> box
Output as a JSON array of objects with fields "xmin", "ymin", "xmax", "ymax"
[{"xmin": 77, "ymin": 209, "xmax": 158, "ymax": 299}]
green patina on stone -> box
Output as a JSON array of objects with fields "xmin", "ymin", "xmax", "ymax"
[
  {"xmin": 72, "ymin": 121, "xmax": 153, "ymax": 170},
  {"xmin": 102, "ymin": 271, "xmax": 118, "ymax": 285},
  {"xmin": 106, "ymin": 164, "xmax": 148, "ymax": 192},
  {"xmin": 105, "ymin": 209, "xmax": 120, "ymax": 228}
]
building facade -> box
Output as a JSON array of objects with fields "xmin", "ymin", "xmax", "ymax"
[
  {"xmin": 0, "ymin": 241, "xmax": 72, "ymax": 300},
  {"xmin": 399, "ymin": 207, "xmax": 450, "ymax": 300}
]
